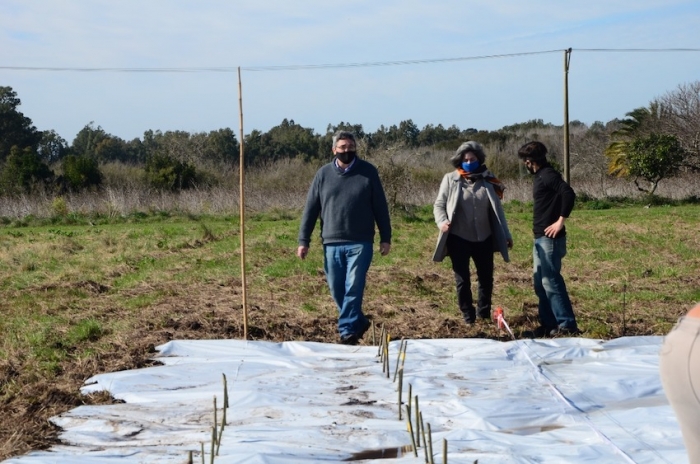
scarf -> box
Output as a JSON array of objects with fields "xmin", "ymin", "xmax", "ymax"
[{"xmin": 456, "ymin": 166, "xmax": 505, "ymax": 200}]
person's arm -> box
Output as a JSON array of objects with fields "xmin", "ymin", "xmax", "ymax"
[
  {"xmin": 558, "ymin": 180, "xmax": 576, "ymax": 219},
  {"xmin": 433, "ymin": 174, "xmax": 451, "ymax": 232},
  {"xmin": 297, "ymin": 173, "xmax": 322, "ymax": 258},
  {"xmin": 371, "ymin": 169, "xmax": 392, "ymax": 248},
  {"xmin": 544, "ymin": 171, "xmax": 575, "ymax": 238}
]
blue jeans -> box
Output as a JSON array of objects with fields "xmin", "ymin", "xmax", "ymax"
[
  {"xmin": 533, "ymin": 235, "xmax": 577, "ymax": 330},
  {"xmin": 324, "ymin": 242, "xmax": 373, "ymax": 338}
]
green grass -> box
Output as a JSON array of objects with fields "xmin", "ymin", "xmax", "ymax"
[{"xmin": 1, "ymin": 201, "xmax": 699, "ymax": 459}]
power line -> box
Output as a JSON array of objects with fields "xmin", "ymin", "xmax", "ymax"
[
  {"xmin": 0, "ymin": 66, "xmax": 237, "ymax": 73},
  {"xmin": 0, "ymin": 50, "xmax": 561, "ymax": 73},
  {"xmin": 1, "ymin": 48, "xmax": 698, "ymax": 73},
  {"xmin": 575, "ymin": 48, "xmax": 700, "ymax": 53},
  {"xmin": 241, "ymin": 50, "xmax": 561, "ymax": 71}
]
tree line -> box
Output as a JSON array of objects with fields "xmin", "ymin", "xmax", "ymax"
[{"xmin": 1, "ymin": 82, "xmax": 698, "ymax": 196}]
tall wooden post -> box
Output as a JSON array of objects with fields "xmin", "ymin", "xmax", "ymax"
[
  {"xmin": 563, "ymin": 48, "xmax": 572, "ymax": 183},
  {"xmin": 237, "ymin": 67, "xmax": 248, "ymax": 339}
]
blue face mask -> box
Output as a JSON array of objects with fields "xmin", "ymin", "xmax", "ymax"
[{"xmin": 461, "ymin": 160, "xmax": 480, "ymax": 172}]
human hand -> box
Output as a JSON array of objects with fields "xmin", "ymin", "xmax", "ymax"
[
  {"xmin": 439, "ymin": 221, "xmax": 451, "ymax": 233},
  {"xmin": 507, "ymin": 238, "xmax": 513, "ymax": 249},
  {"xmin": 544, "ymin": 217, "xmax": 565, "ymax": 238},
  {"xmin": 297, "ymin": 246, "xmax": 309, "ymax": 259},
  {"xmin": 379, "ymin": 242, "xmax": 391, "ymax": 256}
]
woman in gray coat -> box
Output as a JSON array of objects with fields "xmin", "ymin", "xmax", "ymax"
[{"xmin": 433, "ymin": 141, "xmax": 513, "ymax": 324}]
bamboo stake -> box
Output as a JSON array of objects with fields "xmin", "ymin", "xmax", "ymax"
[
  {"xmin": 398, "ymin": 369, "xmax": 404, "ymax": 420},
  {"xmin": 216, "ymin": 408, "xmax": 225, "ymax": 455},
  {"xmin": 200, "ymin": 442, "xmax": 205, "ymax": 464},
  {"xmin": 223, "ymin": 373, "xmax": 229, "ymax": 409},
  {"xmin": 427, "ymin": 423, "xmax": 435, "ymax": 464},
  {"xmin": 210, "ymin": 427, "xmax": 216, "ymax": 464},
  {"xmin": 212, "ymin": 396, "xmax": 218, "ymax": 446},
  {"xmin": 393, "ymin": 338, "xmax": 406, "ymax": 382},
  {"xmin": 405, "ymin": 405, "xmax": 419, "ymax": 457},
  {"xmin": 420, "ymin": 412, "xmax": 429, "ymax": 464},
  {"xmin": 407, "ymin": 383, "xmax": 412, "ymax": 422},
  {"xmin": 414, "ymin": 395, "xmax": 421, "ymax": 447},
  {"xmin": 377, "ymin": 325, "xmax": 385, "ymax": 358},
  {"xmin": 400, "ymin": 340, "xmax": 408, "ymax": 373},
  {"xmin": 187, "ymin": 450, "xmax": 193, "ymax": 464},
  {"xmin": 237, "ymin": 66, "xmax": 248, "ymax": 340},
  {"xmin": 371, "ymin": 320, "xmax": 376, "ymax": 346},
  {"xmin": 384, "ymin": 333, "xmax": 391, "ymax": 378},
  {"xmin": 442, "ymin": 438, "xmax": 447, "ymax": 464}
]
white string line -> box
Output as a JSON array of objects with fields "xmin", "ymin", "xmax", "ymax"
[{"xmin": 495, "ymin": 313, "xmax": 669, "ymax": 464}]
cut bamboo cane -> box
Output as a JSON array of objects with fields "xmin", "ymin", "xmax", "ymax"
[
  {"xmin": 398, "ymin": 369, "xmax": 404, "ymax": 420},
  {"xmin": 415, "ymin": 395, "xmax": 421, "ymax": 447},
  {"xmin": 406, "ymin": 405, "xmax": 419, "ymax": 457},
  {"xmin": 393, "ymin": 338, "xmax": 406, "ymax": 382},
  {"xmin": 420, "ymin": 412, "xmax": 429, "ymax": 464},
  {"xmin": 210, "ymin": 427, "xmax": 216, "ymax": 464},
  {"xmin": 427, "ymin": 423, "xmax": 435, "ymax": 464},
  {"xmin": 212, "ymin": 397, "xmax": 218, "ymax": 446},
  {"xmin": 223, "ymin": 373, "xmax": 229, "ymax": 409}
]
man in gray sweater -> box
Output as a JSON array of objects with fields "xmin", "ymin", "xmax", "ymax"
[{"xmin": 297, "ymin": 130, "xmax": 392, "ymax": 345}]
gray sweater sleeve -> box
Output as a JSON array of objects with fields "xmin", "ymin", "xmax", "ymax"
[
  {"xmin": 372, "ymin": 170, "xmax": 392, "ymax": 244},
  {"xmin": 298, "ymin": 172, "xmax": 321, "ymax": 247}
]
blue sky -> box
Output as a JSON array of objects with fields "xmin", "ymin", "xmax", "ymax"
[{"xmin": 2, "ymin": 0, "xmax": 699, "ymax": 143}]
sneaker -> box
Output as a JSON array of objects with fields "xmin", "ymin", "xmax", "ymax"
[
  {"xmin": 522, "ymin": 326, "xmax": 552, "ymax": 339},
  {"xmin": 549, "ymin": 326, "xmax": 582, "ymax": 337}
]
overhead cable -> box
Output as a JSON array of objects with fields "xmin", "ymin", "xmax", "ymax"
[{"xmin": 1, "ymin": 48, "xmax": 699, "ymax": 73}]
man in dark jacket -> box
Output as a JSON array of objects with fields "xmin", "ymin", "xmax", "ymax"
[
  {"xmin": 297, "ymin": 131, "xmax": 392, "ymax": 345},
  {"xmin": 518, "ymin": 141, "xmax": 579, "ymax": 337}
]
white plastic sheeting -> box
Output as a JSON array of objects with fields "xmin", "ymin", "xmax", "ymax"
[{"xmin": 3, "ymin": 336, "xmax": 687, "ymax": 463}]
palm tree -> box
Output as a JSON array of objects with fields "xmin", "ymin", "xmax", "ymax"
[{"xmin": 604, "ymin": 103, "xmax": 664, "ymax": 177}]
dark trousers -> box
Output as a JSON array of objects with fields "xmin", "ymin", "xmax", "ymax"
[{"xmin": 446, "ymin": 234, "xmax": 494, "ymax": 322}]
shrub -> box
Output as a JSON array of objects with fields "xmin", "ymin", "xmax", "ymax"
[
  {"xmin": 0, "ymin": 146, "xmax": 54, "ymax": 194},
  {"xmin": 145, "ymin": 154, "xmax": 198, "ymax": 191},
  {"xmin": 61, "ymin": 155, "xmax": 102, "ymax": 191}
]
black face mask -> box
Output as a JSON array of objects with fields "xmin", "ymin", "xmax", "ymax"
[{"xmin": 337, "ymin": 151, "xmax": 356, "ymax": 164}]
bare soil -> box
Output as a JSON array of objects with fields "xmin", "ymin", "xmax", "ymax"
[{"xmin": 1, "ymin": 268, "xmax": 693, "ymax": 460}]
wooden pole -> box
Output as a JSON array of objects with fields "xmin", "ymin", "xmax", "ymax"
[
  {"xmin": 563, "ymin": 48, "xmax": 572, "ymax": 184},
  {"xmin": 237, "ymin": 67, "xmax": 249, "ymax": 340}
]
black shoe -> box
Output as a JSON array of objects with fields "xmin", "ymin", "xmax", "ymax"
[
  {"xmin": 549, "ymin": 326, "xmax": 582, "ymax": 337},
  {"xmin": 522, "ymin": 326, "xmax": 552, "ymax": 339},
  {"xmin": 340, "ymin": 334, "xmax": 359, "ymax": 345},
  {"xmin": 358, "ymin": 319, "xmax": 371, "ymax": 340},
  {"xmin": 477, "ymin": 309, "xmax": 491, "ymax": 320},
  {"xmin": 462, "ymin": 309, "xmax": 476, "ymax": 325}
]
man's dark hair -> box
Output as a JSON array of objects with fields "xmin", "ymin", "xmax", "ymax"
[
  {"xmin": 332, "ymin": 130, "xmax": 356, "ymax": 148},
  {"xmin": 517, "ymin": 141, "xmax": 548, "ymax": 164}
]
